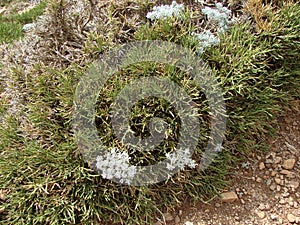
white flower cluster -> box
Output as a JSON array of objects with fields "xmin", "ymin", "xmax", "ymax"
[
  {"xmin": 192, "ymin": 30, "xmax": 220, "ymax": 54},
  {"xmin": 96, "ymin": 148, "xmax": 136, "ymax": 184},
  {"xmin": 166, "ymin": 148, "xmax": 198, "ymax": 171},
  {"xmin": 193, "ymin": 3, "xmax": 232, "ymax": 54},
  {"xmin": 202, "ymin": 3, "xmax": 232, "ymax": 32},
  {"xmin": 146, "ymin": 1, "xmax": 185, "ymax": 21}
]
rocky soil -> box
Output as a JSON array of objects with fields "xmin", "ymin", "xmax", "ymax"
[{"xmin": 155, "ymin": 100, "xmax": 300, "ymax": 225}]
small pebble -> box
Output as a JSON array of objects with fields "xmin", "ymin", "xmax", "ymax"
[
  {"xmin": 282, "ymin": 158, "xmax": 296, "ymax": 170},
  {"xmin": 259, "ymin": 162, "xmax": 265, "ymax": 170},
  {"xmin": 287, "ymin": 213, "xmax": 296, "ymax": 223},
  {"xmin": 256, "ymin": 211, "xmax": 265, "ymax": 219}
]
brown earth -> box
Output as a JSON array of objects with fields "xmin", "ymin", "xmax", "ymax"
[{"xmin": 154, "ymin": 100, "xmax": 300, "ymax": 225}]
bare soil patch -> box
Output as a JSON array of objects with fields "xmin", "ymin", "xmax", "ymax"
[{"xmin": 155, "ymin": 100, "xmax": 300, "ymax": 225}]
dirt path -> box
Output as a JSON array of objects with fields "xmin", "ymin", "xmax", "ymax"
[{"xmin": 154, "ymin": 100, "xmax": 300, "ymax": 225}]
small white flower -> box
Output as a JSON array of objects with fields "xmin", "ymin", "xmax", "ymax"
[
  {"xmin": 96, "ymin": 148, "xmax": 137, "ymax": 184},
  {"xmin": 214, "ymin": 143, "xmax": 224, "ymax": 152},
  {"xmin": 201, "ymin": 3, "xmax": 232, "ymax": 32},
  {"xmin": 241, "ymin": 161, "xmax": 250, "ymax": 169},
  {"xmin": 192, "ymin": 30, "xmax": 220, "ymax": 54},
  {"xmin": 166, "ymin": 148, "xmax": 197, "ymax": 171},
  {"xmin": 146, "ymin": 1, "xmax": 185, "ymax": 21}
]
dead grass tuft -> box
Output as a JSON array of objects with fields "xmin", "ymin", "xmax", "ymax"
[{"xmin": 242, "ymin": 0, "xmax": 276, "ymax": 33}]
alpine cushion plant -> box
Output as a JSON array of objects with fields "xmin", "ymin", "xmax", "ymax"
[{"xmin": 0, "ymin": 0, "xmax": 299, "ymax": 224}]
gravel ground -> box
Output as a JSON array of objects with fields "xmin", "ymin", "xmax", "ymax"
[{"xmin": 154, "ymin": 100, "xmax": 300, "ymax": 225}]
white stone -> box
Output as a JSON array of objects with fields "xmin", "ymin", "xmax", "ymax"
[{"xmin": 185, "ymin": 222, "xmax": 194, "ymax": 225}]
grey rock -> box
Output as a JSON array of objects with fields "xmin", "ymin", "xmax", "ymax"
[{"xmin": 22, "ymin": 23, "xmax": 35, "ymax": 32}]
